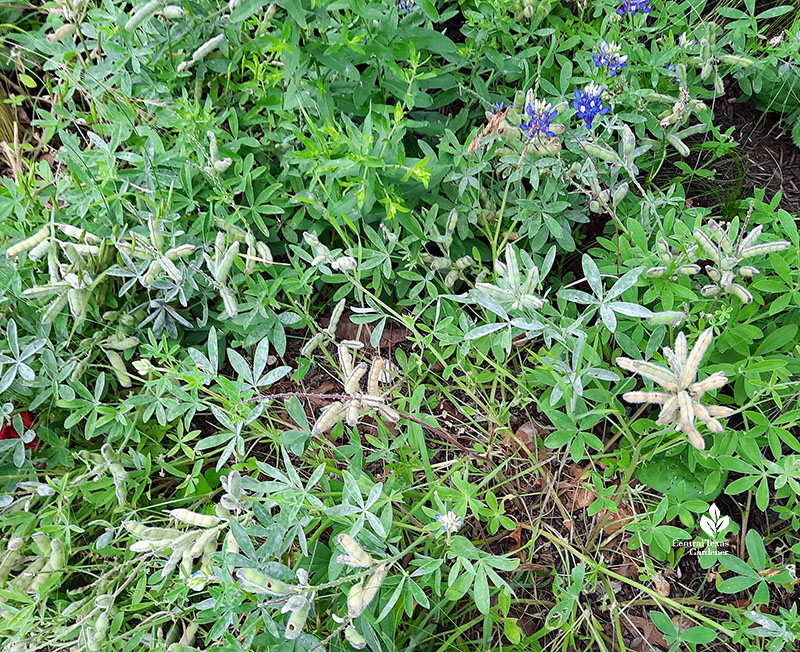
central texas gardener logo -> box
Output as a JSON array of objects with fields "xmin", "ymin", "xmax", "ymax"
[{"xmin": 699, "ymin": 504, "xmax": 729, "ymax": 539}]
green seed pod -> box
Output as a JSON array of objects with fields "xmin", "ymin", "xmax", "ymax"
[
  {"xmin": 40, "ymin": 295, "xmax": 67, "ymax": 323},
  {"xmin": 165, "ymin": 244, "xmax": 197, "ymax": 260},
  {"xmin": 106, "ymin": 336, "xmax": 139, "ymax": 351},
  {"xmin": 47, "ymin": 23, "xmax": 76, "ymax": 43},
  {"xmin": 7, "ymin": 227, "xmax": 49, "ymax": 258},
  {"xmin": 32, "ymin": 532, "xmax": 51, "ymax": 556},
  {"xmin": 726, "ymin": 283, "xmax": 753, "ymax": 303},
  {"xmin": 28, "ymin": 239, "xmax": 51, "ymax": 261},
  {"xmin": 189, "ymin": 528, "xmax": 219, "ymax": 558},
  {"xmin": 49, "ymin": 539, "xmax": 65, "ymax": 571},
  {"xmin": 455, "ymin": 256, "xmax": 473, "ymax": 270},
  {"xmin": 236, "ymin": 568, "xmax": 294, "ymax": 595},
  {"xmin": 737, "ymin": 266, "xmax": 759, "ymax": 277},
  {"xmin": 183, "ymin": 33, "xmax": 225, "ymax": 68},
  {"xmin": 123, "ymin": 520, "xmax": 148, "ymax": 537},
  {"xmin": 141, "ymin": 527, "xmax": 181, "ymax": 540},
  {"xmin": 612, "ymin": 182, "xmax": 629, "ymax": 206},
  {"xmin": 621, "ymin": 125, "xmax": 635, "ymax": 162},
  {"xmin": 94, "ymin": 611, "xmax": 109, "ymax": 639},
  {"xmin": 214, "ymin": 158, "xmax": 233, "ymax": 174},
  {"xmin": 106, "ymin": 350, "xmax": 132, "ymax": 388},
  {"xmin": 220, "ymin": 287, "xmax": 238, "ymax": 318},
  {"xmin": 283, "ymin": 595, "xmax": 311, "ymax": 639},
  {"xmin": 170, "ymin": 509, "xmax": 221, "ymax": 528},
  {"xmin": 327, "ymin": 298, "xmax": 347, "ymax": 336},
  {"xmin": 214, "ymin": 243, "xmax": 239, "ymax": 284},
  {"xmin": 589, "ymin": 200, "xmax": 602, "ymax": 213},
  {"xmin": 143, "ymin": 260, "xmax": 162, "ymax": 287},
  {"xmin": 125, "ymin": 0, "xmax": 162, "ymax": 30},
  {"xmin": 700, "ymin": 285, "xmax": 720, "ymax": 297},
  {"xmin": 160, "ymin": 5, "xmax": 184, "ymax": 18},
  {"xmin": 21, "ymin": 282, "xmax": 71, "ymax": 298},
  {"xmin": 345, "ymin": 624, "xmax": 367, "ymax": 649},
  {"xmin": 676, "ymin": 264, "xmax": 700, "ymax": 276},
  {"xmin": 740, "ymin": 241, "xmax": 791, "ymax": 259},
  {"xmin": 647, "ymin": 311, "xmax": 686, "ymax": 326},
  {"xmin": 148, "ymin": 215, "xmax": 163, "ymax": 250},
  {"xmin": 256, "ymin": 241, "xmax": 273, "ymax": 263},
  {"xmin": 666, "ymin": 134, "xmax": 690, "ymax": 157},
  {"xmin": 582, "ymin": 142, "xmax": 619, "ymax": 164},
  {"xmin": 12, "ymin": 558, "xmax": 46, "ymax": 591},
  {"xmin": 223, "ymin": 529, "xmax": 239, "ymax": 555},
  {"xmin": 643, "ymin": 92, "xmax": 678, "ymax": 104},
  {"xmin": 95, "ymin": 594, "xmax": 114, "ymax": 609},
  {"xmin": 300, "ymin": 332, "xmax": 323, "ymax": 357},
  {"xmin": 56, "ymin": 223, "xmax": 102, "ymax": 243},
  {"xmin": 719, "ymin": 54, "xmax": 754, "ymax": 68},
  {"xmin": 0, "ymin": 538, "xmax": 23, "ymax": 583}
]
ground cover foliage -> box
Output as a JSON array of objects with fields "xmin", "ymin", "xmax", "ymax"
[{"xmin": 1, "ymin": 0, "xmax": 800, "ymax": 649}]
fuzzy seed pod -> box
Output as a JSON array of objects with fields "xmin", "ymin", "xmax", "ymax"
[
  {"xmin": 123, "ymin": 520, "xmax": 148, "ymax": 537},
  {"xmin": 582, "ymin": 142, "xmax": 619, "ymax": 163},
  {"xmin": 666, "ymin": 134, "xmax": 689, "ymax": 157},
  {"xmin": 32, "ymin": 532, "xmax": 51, "ymax": 556},
  {"xmin": 345, "ymin": 625, "xmax": 367, "ymax": 649},
  {"xmin": 718, "ymin": 54, "xmax": 754, "ymax": 68},
  {"xmin": 125, "ymin": 0, "xmax": 162, "ymax": 30},
  {"xmin": 214, "ymin": 243, "xmax": 240, "ymax": 284},
  {"xmin": 189, "ymin": 528, "xmax": 219, "ymax": 558},
  {"xmin": 160, "ymin": 5, "xmax": 184, "ymax": 18},
  {"xmin": 106, "ymin": 350, "xmax": 132, "ymax": 388},
  {"xmin": 346, "ymin": 402, "xmax": 360, "ymax": 428},
  {"xmin": 28, "ymin": 239, "xmax": 51, "ymax": 261},
  {"xmin": 725, "ymin": 283, "xmax": 753, "ymax": 303},
  {"xmin": 283, "ymin": 595, "xmax": 311, "ymax": 639},
  {"xmin": 647, "ymin": 311, "xmax": 686, "ymax": 326},
  {"xmin": 220, "ymin": 287, "xmax": 238, "ymax": 318},
  {"xmin": 617, "ymin": 358, "xmax": 678, "ymax": 393},
  {"xmin": 170, "ymin": 509, "xmax": 221, "ymax": 528},
  {"xmin": 300, "ymin": 332, "xmax": 323, "ymax": 357},
  {"xmin": 737, "ymin": 266, "xmax": 759, "ymax": 277},
  {"xmin": 327, "ymin": 298, "xmax": 346, "ymax": 336},
  {"xmin": 47, "ymin": 23, "xmax": 76, "ymax": 43},
  {"xmin": 367, "ymin": 358, "xmax": 383, "ymax": 396},
  {"xmin": 6, "ymin": 227, "xmax": 49, "ymax": 258},
  {"xmin": 49, "ymin": 539, "xmax": 65, "ymax": 571},
  {"xmin": 740, "ymin": 241, "xmax": 791, "ymax": 259},
  {"xmin": 347, "ymin": 564, "xmax": 387, "ymax": 618},
  {"xmin": 165, "ymin": 244, "xmax": 197, "ymax": 260},
  {"xmin": 141, "ymin": 527, "xmax": 182, "ymax": 540},
  {"xmin": 612, "ymin": 183, "xmax": 629, "ymax": 205},
  {"xmin": 337, "ymin": 534, "xmax": 373, "ymax": 567},
  {"xmin": 311, "ymin": 401, "xmax": 348, "ymax": 435},
  {"xmin": 344, "ymin": 363, "xmax": 368, "ymax": 395},
  {"xmin": 236, "ymin": 568, "xmax": 294, "ymax": 595}
]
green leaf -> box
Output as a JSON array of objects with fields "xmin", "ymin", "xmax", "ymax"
[
  {"xmin": 681, "ymin": 625, "xmax": 717, "ymax": 644},
  {"xmin": 718, "ymin": 575, "xmax": 761, "ymax": 593},
  {"xmin": 746, "ymin": 530, "xmax": 767, "ymax": 571},
  {"xmin": 581, "ymin": 255, "xmax": 603, "ymax": 298},
  {"xmin": 649, "ymin": 610, "xmax": 677, "ymax": 636},
  {"xmin": 473, "ymin": 567, "xmax": 490, "ymax": 614}
]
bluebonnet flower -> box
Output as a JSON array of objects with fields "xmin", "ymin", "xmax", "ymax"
[
  {"xmin": 435, "ymin": 511, "xmax": 464, "ymax": 534},
  {"xmin": 593, "ymin": 41, "xmax": 628, "ymax": 77},
  {"xmin": 573, "ymin": 82, "xmax": 610, "ymax": 129},
  {"xmin": 616, "ymin": 0, "xmax": 652, "ymax": 16},
  {"xmin": 678, "ymin": 32, "xmax": 695, "ymax": 48},
  {"xmin": 519, "ymin": 97, "xmax": 559, "ymax": 139},
  {"xmin": 665, "ymin": 62, "xmax": 680, "ymax": 82},
  {"xmin": 397, "ymin": 0, "xmax": 415, "ymax": 14},
  {"xmin": 491, "ymin": 101, "xmax": 506, "ymax": 114}
]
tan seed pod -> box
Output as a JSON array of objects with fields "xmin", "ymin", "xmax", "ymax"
[
  {"xmin": 344, "ymin": 363, "xmax": 368, "ymax": 395},
  {"xmin": 655, "ymin": 395, "xmax": 679, "ymax": 426},
  {"xmin": 312, "ymin": 401, "xmax": 347, "ymax": 435},
  {"xmin": 189, "ymin": 528, "xmax": 219, "ymax": 558},
  {"xmin": 346, "ymin": 402, "xmax": 360, "ymax": 428},
  {"xmin": 47, "ymin": 23, "xmax": 76, "ymax": 42},
  {"xmin": 169, "ymin": 509, "xmax": 221, "ymax": 528},
  {"xmin": 617, "ymin": 358, "xmax": 678, "ymax": 392},
  {"xmin": 338, "ymin": 343, "xmax": 354, "ymax": 379},
  {"xmin": 336, "ymin": 534, "xmax": 373, "ymax": 567},
  {"xmin": 368, "ymin": 358, "xmax": 383, "ymax": 396},
  {"xmin": 676, "ymin": 391, "xmax": 694, "ymax": 428},
  {"xmin": 680, "ymin": 328, "xmax": 713, "ymax": 389},
  {"xmin": 623, "ymin": 391, "xmax": 672, "ymax": 404}
]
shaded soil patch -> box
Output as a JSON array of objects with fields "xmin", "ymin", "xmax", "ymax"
[{"xmin": 681, "ymin": 99, "xmax": 800, "ymax": 215}]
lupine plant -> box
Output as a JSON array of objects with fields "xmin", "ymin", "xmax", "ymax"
[{"xmin": 1, "ymin": 0, "xmax": 800, "ymax": 651}]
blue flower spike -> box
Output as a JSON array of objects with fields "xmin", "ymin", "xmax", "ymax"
[
  {"xmin": 665, "ymin": 62, "xmax": 680, "ymax": 82},
  {"xmin": 678, "ymin": 32, "xmax": 695, "ymax": 48},
  {"xmin": 519, "ymin": 92, "xmax": 559, "ymax": 139},
  {"xmin": 397, "ymin": 0, "xmax": 415, "ymax": 14},
  {"xmin": 616, "ymin": 0, "xmax": 652, "ymax": 16},
  {"xmin": 593, "ymin": 41, "xmax": 628, "ymax": 77},
  {"xmin": 573, "ymin": 82, "xmax": 610, "ymax": 129}
]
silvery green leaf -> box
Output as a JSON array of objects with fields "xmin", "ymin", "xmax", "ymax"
[
  {"xmin": 253, "ymin": 338, "xmax": 270, "ymax": 380},
  {"xmin": 558, "ymin": 289, "xmax": 597, "ymax": 305},
  {"xmin": 600, "ymin": 304, "xmax": 617, "ymax": 333},
  {"xmin": 582, "ymin": 255, "xmax": 603, "ymax": 298},
  {"xmin": 471, "ymin": 289, "xmax": 509, "ymax": 320},
  {"xmin": 608, "ymin": 302, "xmax": 652, "ymax": 318},
  {"xmin": 584, "ymin": 368, "xmax": 620, "ymax": 382},
  {"xmin": 464, "ymin": 323, "xmax": 507, "ymax": 341},
  {"xmin": 504, "ymin": 244, "xmax": 521, "ymax": 288},
  {"xmin": 605, "ymin": 267, "xmax": 643, "ymax": 301}
]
